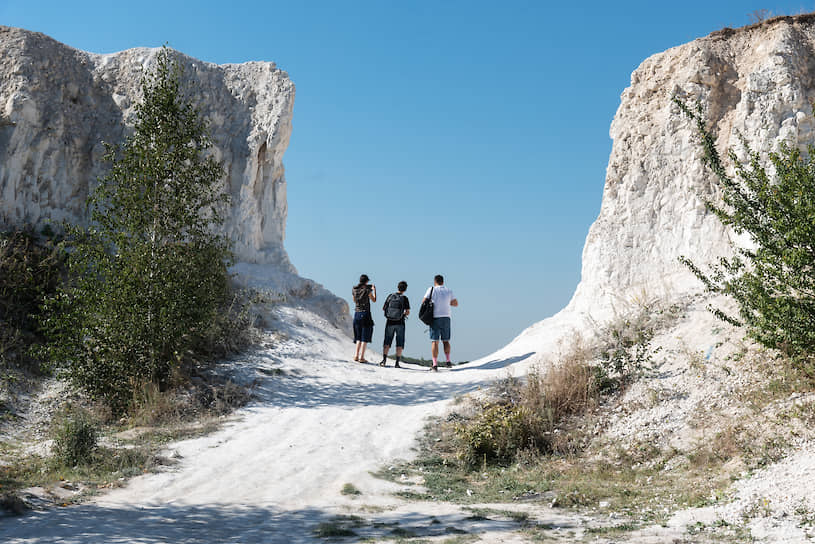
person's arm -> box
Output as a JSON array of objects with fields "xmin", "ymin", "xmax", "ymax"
[
  {"xmin": 451, "ymin": 298, "xmax": 458, "ymax": 307},
  {"xmin": 369, "ymin": 285, "xmax": 377, "ymax": 302}
]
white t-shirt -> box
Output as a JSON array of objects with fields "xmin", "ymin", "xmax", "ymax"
[{"xmin": 424, "ymin": 285, "xmax": 455, "ymax": 318}]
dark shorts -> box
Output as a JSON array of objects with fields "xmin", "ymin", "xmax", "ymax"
[
  {"xmin": 429, "ymin": 316, "xmax": 451, "ymax": 341},
  {"xmin": 353, "ymin": 311, "xmax": 373, "ymax": 343},
  {"xmin": 384, "ymin": 322, "xmax": 406, "ymax": 348}
]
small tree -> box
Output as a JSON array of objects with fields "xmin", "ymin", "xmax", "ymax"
[
  {"xmin": 42, "ymin": 47, "xmax": 231, "ymax": 412},
  {"xmin": 675, "ymin": 96, "xmax": 815, "ymax": 359}
]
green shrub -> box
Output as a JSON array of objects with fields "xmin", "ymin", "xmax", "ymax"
[
  {"xmin": 676, "ymin": 97, "xmax": 815, "ymax": 361},
  {"xmin": 52, "ymin": 409, "xmax": 98, "ymax": 467},
  {"xmin": 0, "ymin": 229, "xmax": 63, "ymax": 372},
  {"xmin": 197, "ymin": 291, "xmax": 261, "ymax": 360},
  {"xmin": 340, "ymin": 483, "xmax": 362, "ymax": 496},
  {"xmin": 454, "ymin": 341, "xmax": 602, "ymax": 468},
  {"xmin": 40, "ymin": 48, "xmax": 233, "ymax": 413},
  {"xmin": 455, "ymin": 404, "xmax": 545, "ymax": 467}
]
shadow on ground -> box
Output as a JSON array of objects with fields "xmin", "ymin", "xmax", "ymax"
[
  {"xmin": 244, "ymin": 357, "xmax": 514, "ymax": 409},
  {"xmin": 0, "ymin": 502, "xmax": 532, "ymax": 543},
  {"xmin": 455, "ymin": 352, "xmax": 535, "ymax": 371},
  {"xmin": 256, "ymin": 375, "xmax": 486, "ymax": 409}
]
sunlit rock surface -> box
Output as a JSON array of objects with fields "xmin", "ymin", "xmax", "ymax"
[
  {"xmin": 0, "ymin": 26, "xmax": 348, "ymax": 327},
  {"xmin": 499, "ymin": 16, "xmax": 815, "ymax": 358}
]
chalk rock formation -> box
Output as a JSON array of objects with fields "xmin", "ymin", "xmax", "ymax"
[
  {"xmin": 0, "ymin": 26, "xmax": 347, "ymax": 327},
  {"xmin": 499, "ymin": 15, "xmax": 815, "ymax": 358}
]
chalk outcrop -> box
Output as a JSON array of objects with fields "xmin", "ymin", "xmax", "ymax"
[
  {"xmin": 0, "ymin": 26, "xmax": 347, "ymax": 327},
  {"xmin": 499, "ymin": 16, "xmax": 815, "ymax": 358}
]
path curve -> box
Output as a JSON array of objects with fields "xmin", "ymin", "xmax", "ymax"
[{"xmin": 0, "ymin": 305, "xmax": 543, "ymax": 543}]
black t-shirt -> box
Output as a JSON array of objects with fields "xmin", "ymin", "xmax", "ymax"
[
  {"xmin": 383, "ymin": 293, "xmax": 410, "ymax": 324},
  {"xmin": 352, "ymin": 285, "xmax": 373, "ymax": 312}
]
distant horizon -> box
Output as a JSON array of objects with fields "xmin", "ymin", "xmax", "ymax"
[{"xmin": 3, "ymin": 1, "xmax": 813, "ymax": 361}]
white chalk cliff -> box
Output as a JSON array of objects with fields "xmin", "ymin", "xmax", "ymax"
[
  {"xmin": 496, "ymin": 15, "xmax": 815, "ymax": 360},
  {"xmin": 0, "ymin": 26, "xmax": 347, "ymax": 327}
]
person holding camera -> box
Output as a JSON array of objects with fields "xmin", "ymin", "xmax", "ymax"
[{"xmin": 352, "ymin": 274, "xmax": 376, "ymax": 363}]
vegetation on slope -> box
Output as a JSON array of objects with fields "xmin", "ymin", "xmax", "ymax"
[
  {"xmin": 38, "ymin": 47, "xmax": 237, "ymax": 413},
  {"xmin": 675, "ymin": 97, "xmax": 815, "ymax": 367},
  {"xmin": 1, "ymin": 48, "xmax": 261, "ymax": 507}
]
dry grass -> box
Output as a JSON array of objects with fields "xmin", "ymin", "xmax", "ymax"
[
  {"xmin": 126, "ymin": 375, "xmax": 251, "ymax": 428},
  {"xmin": 537, "ymin": 347, "xmax": 599, "ymax": 419},
  {"xmin": 452, "ymin": 340, "xmax": 601, "ymax": 467},
  {"xmin": 383, "ymin": 300, "xmax": 815, "ymax": 528},
  {"xmin": 709, "ymin": 11, "xmax": 815, "ymax": 40}
]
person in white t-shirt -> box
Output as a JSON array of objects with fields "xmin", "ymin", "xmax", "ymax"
[{"xmin": 422, "ymin": 274, "xmax": 458, "ymax": 371}]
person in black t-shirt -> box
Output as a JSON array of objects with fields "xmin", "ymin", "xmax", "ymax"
[
  {"xmin": 379, "ymin": 281, "xmax": 410, "ymax": 368},
  {"xmin": 352, "ymin": 274, "xmax": 376, "ymax": 363}
]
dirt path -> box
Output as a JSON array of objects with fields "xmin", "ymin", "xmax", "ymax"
[{"xmin": 1, "ymin": 305, "xmax": 555, "ymax": 543}]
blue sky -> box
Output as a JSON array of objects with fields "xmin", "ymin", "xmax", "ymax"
[{"xmin": 2, "ymin": 1, "xmax": 812, "ymax": 360}]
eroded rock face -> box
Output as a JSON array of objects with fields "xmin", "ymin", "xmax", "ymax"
[
  {"xmin": 0, "ymin": 26, "xmax": 349, "ymax": 329},
  {"xmin": 501, "ymin": 16, "xmax": 815, "ymax": 357},
  {"xmin": 574, "ymin": 17, "xmax": 815, "ymax": 315},
  {"xmin": 0, "ymin": 26, "xmax": 293, "ymax": 267}
]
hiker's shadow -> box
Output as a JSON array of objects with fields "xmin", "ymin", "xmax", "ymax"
[
  {"xmin": 245, "ymin": 351, "xmax": 536, "ymax": 410},
  {"xmin": 455, "ymin": 352, "xmax": 535, "ymax": 371},
  {"xmin": 253, "ymin": 370, "xmax": 484, "ymax": 409}
]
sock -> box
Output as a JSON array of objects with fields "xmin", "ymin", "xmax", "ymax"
[
  {"xmin": 395, "ymin": 356, "xmax": 401, "ymax": 364},
  {"xmin": 432, "ymin": 356, "xmax": 437, "ymax": 365}
]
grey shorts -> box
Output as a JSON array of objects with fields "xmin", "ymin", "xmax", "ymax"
[
  {"xmin": 384, "ymin": 322, "xmax": 406, "ymax": 348},
  {"xmin": 429, "ymin": 317, "xmax": 451, "ymax": 341}
]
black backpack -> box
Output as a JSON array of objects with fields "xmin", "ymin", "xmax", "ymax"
[
  {"xmin": 418, "ymin": 287, "xmax": 434, "ymax": 325},
  {"xmin": 384, "ymin": 293, "xmax": 405, "ymax": 321}
]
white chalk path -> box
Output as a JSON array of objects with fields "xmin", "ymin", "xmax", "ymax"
[{"xmin": 0, "ymin": 305, "xmax": 549, "ymax": 543}]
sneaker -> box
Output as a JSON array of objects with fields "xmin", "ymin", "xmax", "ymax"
[
  {"xmin": 394, "ymin": 361, "xmax": 401, "ymax": 369},
  {"xmin": 445, "ymin": 361, "xmax": 452, "ymax": 368},
  {"xmin": 379, "ymin": 360, "xmax": 386, "ymax": 367},
  {"xmin": 430, "ymin": 365, "xmax": 438, "ymax": 372}
]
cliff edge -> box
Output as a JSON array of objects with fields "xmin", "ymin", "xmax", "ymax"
[
  {"xmin": 0, "ymin": 27, "xmax": 348, "ymax": 328},
  {"xmin": 495, "ymin": 15, "xmax": 815, "ymax": 360}
]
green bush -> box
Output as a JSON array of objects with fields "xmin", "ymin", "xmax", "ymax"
[
  {"xmin": 454, "ymin": 342, "xmax": 602, "ymax": 468},
  {"xmin": 52, "ymin": 409, "xmax": 98, "ymax": 467},
  {"xmin": 676, "ymin": 97, "xmax": 815, "ymax": 361},
  {"xmin": 0, "ymin": 229, "xmax": 62, "ymax": 372},
  {"xmin": 40, "ymin": 48, "xmax": 233, "ymax": 413},
  {"xmin": 455, "ymin": 403, "xmax": 544, "ymax": 467}
]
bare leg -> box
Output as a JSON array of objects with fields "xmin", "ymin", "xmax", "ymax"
[
  {"xmin": 431, "ymin": 341, "xmax": 439, "ymax": 361},
  {"xmin": 359, "ymin": 342, "xmax": 367, "ymax": 361},
  {"xmin": 396, "ymin": 347, "xmax": 403, "ymax": 357},
  {"xmin": 354, "ymin": 341, "xmax": 361, "ymax": 361},
  {"xmin": 443, "ymin": 341, "xmax": 451, "ymax": 359}
]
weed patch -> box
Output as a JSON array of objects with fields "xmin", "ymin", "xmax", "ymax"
[
  {"xmin": 341, "ymin": 482, "xmax": 362, "ymax": 496},
  {"xmin": 52, "ymin": 406, "xmax": 98, "ymax": 466}
]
